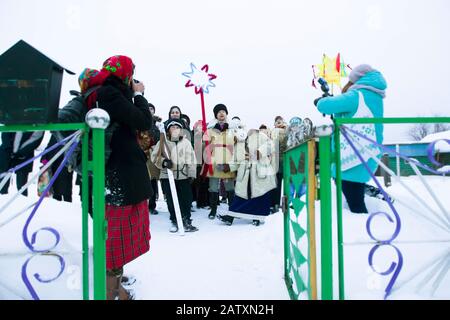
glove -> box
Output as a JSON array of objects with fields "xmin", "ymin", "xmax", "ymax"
[
  {"xmin": 222, "ymin": 164, "xmax": 231, "ymax": 173},
  {"xmin": 162, "ymin": 159, "xmax": 173, "ymax": 169},
  {"xmin": 314, "ymin": 97, "xmax": 323, "ymax": 107},
  {"xmin": 157, "ymin": 122, "xmax": 165, "ymax": 133},
  {"xmin": 314, "ymin": 93, "xmax": 334, "ymax": 107}
]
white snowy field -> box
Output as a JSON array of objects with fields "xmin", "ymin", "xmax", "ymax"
[
  {"xmin": 0, "ymin": 175, "xmax": 449, "ymax": 300},
  {"xmin": 0, "ymin": 178, "xmax": 288, "ymax": 300}
]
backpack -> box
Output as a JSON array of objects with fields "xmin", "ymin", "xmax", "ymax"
[{"xmin": 54, "ymin": 86, "xmax": 118, "ymax": 174}]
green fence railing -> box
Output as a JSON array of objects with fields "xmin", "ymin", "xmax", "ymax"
[
  {"xmin": 0, "ymin": 123, "xmax": 106, "ymax": 300},
  {"xmin": 284, "ymin": 117, "xmax": 450, "ymax": 300},
  {"xmin": 283, "ymin": 139, "xmax": 322, "ymax": 300}
]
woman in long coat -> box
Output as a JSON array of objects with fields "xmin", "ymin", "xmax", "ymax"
[
  {"xmin": 218, "ymin": 129, "xmax": 277, "ymax": 226},
  {"xmin": 80, "ymin": 56, "xmax": 153, "ymax": 299}
]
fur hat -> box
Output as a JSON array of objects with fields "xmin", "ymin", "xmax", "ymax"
[{"xmin": 213, "ymin": 104, "xmax": 228, "ymax": 119}]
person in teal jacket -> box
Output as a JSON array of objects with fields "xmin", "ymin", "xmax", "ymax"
[{"xmin": 316, "ymin": 64, "xmax": 387, "ymax": 213}]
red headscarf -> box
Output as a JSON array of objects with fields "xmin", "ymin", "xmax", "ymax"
[
  {"xmin": 101, "ymin": 55, "xmax": 134, "ymax": 86},
  {"xmin": 78, "ymin": 55, "xmax": 134, "ymax": 109}
]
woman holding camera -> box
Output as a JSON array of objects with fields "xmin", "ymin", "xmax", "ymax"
[
  {"xmin": 90, "ymin": 55, "xmax": 153, "ymax": 300},
  {"xmin": 316, "ymin": 64, "xmax": 387, "ymax": 214}
]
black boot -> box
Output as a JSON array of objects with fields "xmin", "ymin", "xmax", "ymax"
[
  {"xmin": 227, "ymin": 191, "xmax": 235, "ymax": 206},
  {"xmin": 218, "ymin": 214, "xmax": 234, "ymax": 226},
  {"xmin": 183, "ymin": 219, "xmax": 199, "ymax": 232},
  {"xmin": 208, "ymin": 192, "xmax": 219, "ymax": 219}
]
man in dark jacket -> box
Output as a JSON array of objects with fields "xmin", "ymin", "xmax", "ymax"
[{"xmin": 0, "ymin": 131, "xmax": 44, "ymax": 196}]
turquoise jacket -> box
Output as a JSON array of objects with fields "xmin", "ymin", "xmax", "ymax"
[{"xmin": 317, "ymin": 71, "xmax": 387, "ymax": 183}]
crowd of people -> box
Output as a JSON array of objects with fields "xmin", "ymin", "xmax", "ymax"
[{"xmin": 0, "ymin": 57, "xmax": 387, "ymax": 299}]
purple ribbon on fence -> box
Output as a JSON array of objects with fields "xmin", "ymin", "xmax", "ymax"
[
  {"xmin": 21, "ymin": 136, "xmax": 80, "ymax": 300},
  {"xmin": 342, "ymin": 126, "xmax": 450, "ymax": 175},
  {"xmin": 340, "ymin": 126, "xmax": 403, "ymax": 300}
]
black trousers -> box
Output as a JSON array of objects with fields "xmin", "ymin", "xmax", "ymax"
[
  {"xmin": 271, "ymin": 172, "xmax": 283, "ymax": 207},
  {"xmin": 161, "ymin": 179, "xmax": 193, "ymax": 223},
  {"xmin": 0, "ymin": 169, "xmax": 29, "ymax": 196},
  {"xmin": 341, "ymin": 180, "xmax": 368, "ymax": 214},
  {"xmin": 192, "ymin": 176, "xmax": 209, "ymax": 208},
  {"xmin": 52, "ymin": 167, "xmax": 73, "ymax": 202},
  {"xmin": 148, "ymin": 179, "xmax": 158, "ymax": 211}
]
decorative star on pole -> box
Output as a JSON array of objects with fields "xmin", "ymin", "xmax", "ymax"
[
  {"xmin": 182, "ymin": 63, "xmax": 217, "ymax": 95},
  {"xmin": 181, "ymin": 62, "xmax": 217, "ymax": 177}
]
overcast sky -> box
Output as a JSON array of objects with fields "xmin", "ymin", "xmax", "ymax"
[{"xmin": 1, "ymin": 0, "xmax": 449, "ymax": 141}]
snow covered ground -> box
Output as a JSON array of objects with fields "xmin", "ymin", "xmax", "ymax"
[
  {"xmin": 0, "ymin": 178, "xmax": 288, "ymax": 300},
  {"xmin": 0, "ymin": 175, "xmax": 449, "ymax": 300}
]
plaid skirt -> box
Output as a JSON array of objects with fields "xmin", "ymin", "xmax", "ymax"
[{"xmin": 106, "ymin": 200, "xmax": 151, "ymax": 270}]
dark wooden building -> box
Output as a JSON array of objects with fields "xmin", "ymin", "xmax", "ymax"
[{"xmin": 0, "ymin": 40, "xmax": 74, "ymax": 124}]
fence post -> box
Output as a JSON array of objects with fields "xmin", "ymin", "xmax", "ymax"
[
  {"xmin": 282, "ymin": 151, "xmax": 291, "ymax": 296},
  {"xmin": 334, "ymin": 125, "xmax": 345, "ymax": 300},
  {"xmin": 307, "ymin": 140, "xmax": 318, "ymax": 300},
  {"xmin": 81, "ymin": 127, "xmax": 90, "ymax": 300},
  {"xmin": 92, "ymin": 127, "xmax": 106, "ymax": 300},
  {"xmin": 318, "ymin": 134, "xmax": 333, "ymax": 300},
  {"xmin": 381, "ymin": 154, "xmax": 392, "ymax": 187}
]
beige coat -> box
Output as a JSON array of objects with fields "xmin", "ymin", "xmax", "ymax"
[
  {"xmin": 231, "ymin": 131, "xmax": 277, "ymax": 200},
  {"xmin": 151, "ymin": 137, "xmax": 197, "ymax": 180},
  {"xmin": 203, "ymin": 121, "xmax": 237, "ymax": 179}
]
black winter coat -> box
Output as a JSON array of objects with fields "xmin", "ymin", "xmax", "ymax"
[
  {"xmin": 97, "ymin": 76, "xmax": 153, "ymax": 206},
  {"xmin": 0, "ymin": 131, "xmax": 44, "ymax": 174}
]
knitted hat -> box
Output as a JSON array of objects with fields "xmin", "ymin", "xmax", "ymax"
[
  {"xmin": 349, "ymin": 64, "xmax": 375, "ymax": 84},
  {"xmin": 165, "ymin": 118, "xmax": 184, "ymax": 132},
  {"xmin": 213, "ymin": 104, "xmax": 228, "ymax": 119}
]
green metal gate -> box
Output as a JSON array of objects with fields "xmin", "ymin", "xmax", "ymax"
[{"xmin": 0, "ymin": 123, "xmax": 107, "ymax": 300}]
